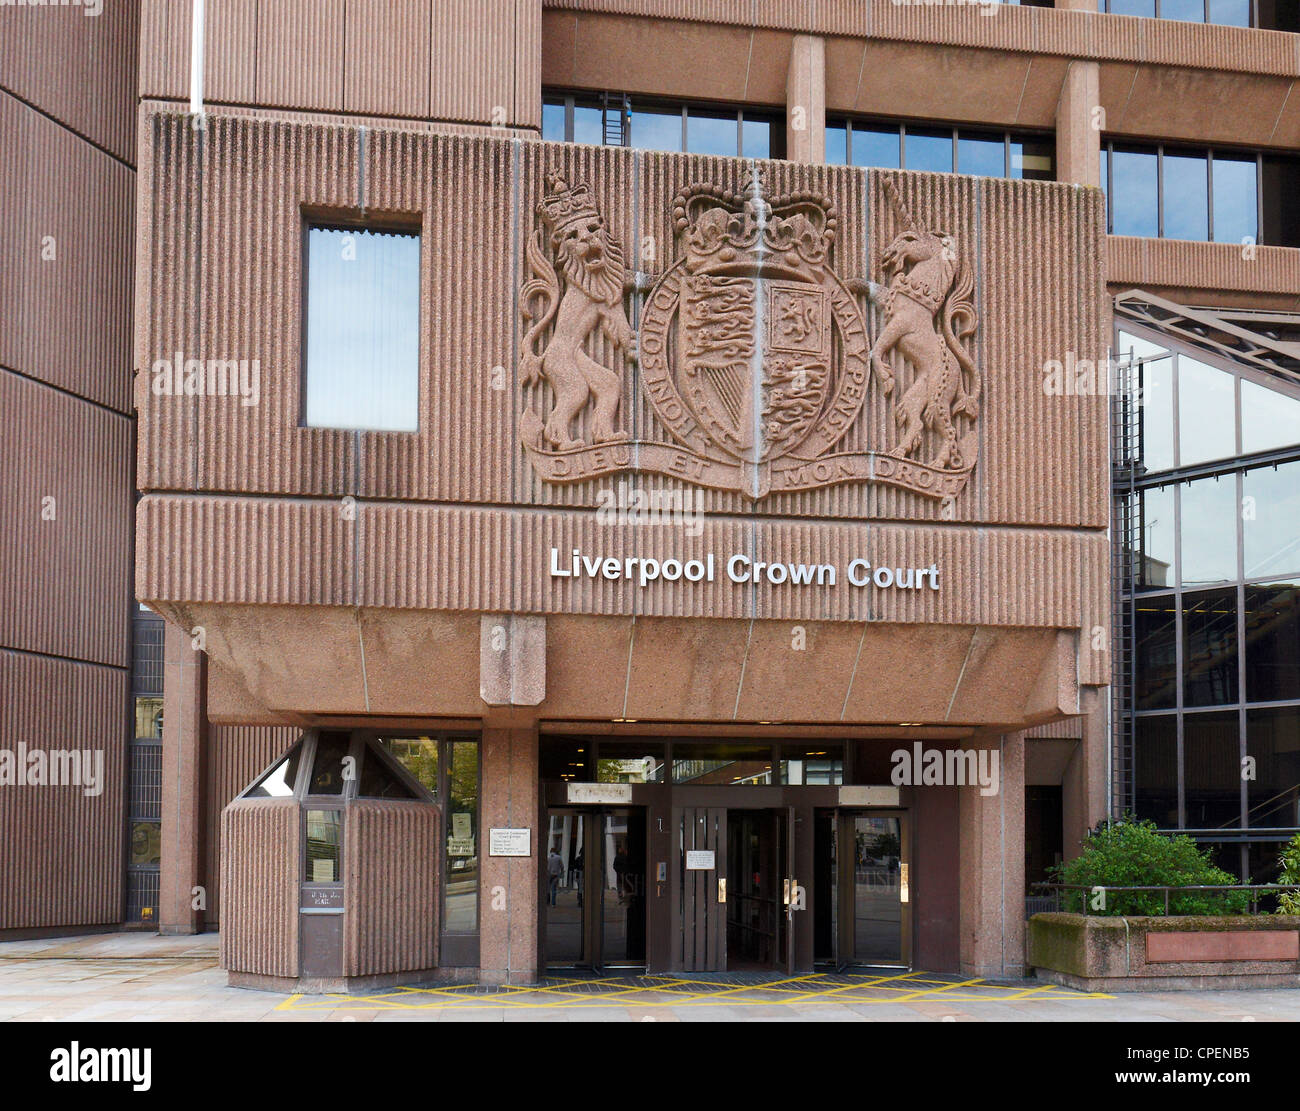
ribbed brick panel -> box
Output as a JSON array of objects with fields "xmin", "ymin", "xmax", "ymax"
[
  {"xmin": 256, "ymin": 0, "xmax": 345, "ymax": 112},
  {"xmin": 0, "ymin": 1, "xmax": 139, "ymax": 162},
  {"xmin": 1027, "ymin": 718, "xmax": 1081, "ymax": 739},
  {"xmin": 204, "ymin": 725, "xmax": 299, "ymax": 924},
  {"xmin": 0, "ymin": 94, "xmax": 134, "ymax": 412},
  {"xmin": 139, "ymin": 493, "xmax": 1107, "ymax": 632},
  {"xmin": 0, "ymin": 372, "xmax": 132, "ymax": 667},
  {"xmin": 343, "ymin": 800, "xmax": 439, "ymax": 977},
  {"xmin": 545, "ymin": 0, "xmax": 1300, "ymax": 76},
  {"xmin": 0, "ymin": 650, "xmax": 126, "ymax": 930},
  {"xmin": 346, "ymin": 0, "xmax": 431, "ymax": 118},
  {"xmin": 220, "ymin": 798, "xmax": 299, "ymax": 977},
  {"xmin": 1107, "ymin": 236, "xmax": 1300, "ymax": 297}
]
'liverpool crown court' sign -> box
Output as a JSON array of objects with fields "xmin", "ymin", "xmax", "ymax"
[{"xmin": 518, "ymin": 168, "xmax": 981, "ymax": 501}]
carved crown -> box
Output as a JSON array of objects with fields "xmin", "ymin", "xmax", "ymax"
[
  {"xmin": 537, "ymin": 171, "xmax": 601, "ymax": 240},
  {"xmin": 672, "ymin": 168, "xmax": 838, "ymax": 271}
]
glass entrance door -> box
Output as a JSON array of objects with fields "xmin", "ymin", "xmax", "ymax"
[{"xmin": 821, "ymin": 810, "xmax": 911, "ymax": 968}]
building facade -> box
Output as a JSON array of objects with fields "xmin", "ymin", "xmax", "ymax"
[{"xmin": 2, "ymin": 1, "xmax": 1297, "ymax": 988}]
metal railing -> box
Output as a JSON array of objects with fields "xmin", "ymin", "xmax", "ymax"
[{"xmin": 1029, "ymin": 882, "xmax": 1300, "ymax": 917}]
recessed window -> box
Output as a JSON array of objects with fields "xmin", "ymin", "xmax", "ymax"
[
  {"xmin": 303, "ymin": 224, "xmax": 420, "ymax": 432},
  {"xmin": 828, "ymin": 118, "xmax": 1054, "ymax": 181}
]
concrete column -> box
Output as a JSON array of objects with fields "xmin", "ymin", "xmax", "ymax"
[
  {"xmin": 159, "ymin": 620, "xmax": 205, "ymax": 935},
  {"xmin": 958, "ymin": 732, "xmax": 1026, "ymax": 978},
  {"xmin": 1055, "ymin": 60, "xmax": 1101, "ymax": 188},
  {"xmin": 1063, "ymin": 688, "xmax": 1110, "ymax": 858},
  {"xmin": 786, "ymin": 34, "xmax": 826, "ymax": 165},
  {"xmin": 479, "ymin": 720, "xmax": 540, "ymax": 984}
]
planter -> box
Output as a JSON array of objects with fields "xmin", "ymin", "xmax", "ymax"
[{"xmin": 1028, "ymin": 913, "xmax": 1300, "ymax": 992}]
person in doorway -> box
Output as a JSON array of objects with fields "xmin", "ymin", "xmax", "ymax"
[
  {"xmin": 573, "ymin": 847, "xmax": 584, "ymax": 907},
  {"xmin": 547, "ymin": 847, "xmax": 564, "ymax": 906},
  {"xmin": 612, "ymin": 844, "xmax": 630, "ymax": 904}
]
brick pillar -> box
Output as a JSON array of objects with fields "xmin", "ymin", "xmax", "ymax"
[
  {"xmin": 159, "ymin": 620, "xmax": 205, "ymax": 935},
  {"xmin": 958, "ymin": 732, "xmax": 1026, "ymax": 978},
  {"xmin": 479, "ymin": 721, "xmax": 539, "ymax": 984},
  {"xmin": 1055, "ymin": 60, "xmax": 1101, "ymax": 188},
  {"xmin": 786, "ymin": 34, "xmax": 826, "ymax": 164}
]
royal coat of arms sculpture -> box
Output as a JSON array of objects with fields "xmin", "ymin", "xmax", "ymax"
[{"xmin": 518, "ymin": 168, "xmax": 981, "ymax": 502}]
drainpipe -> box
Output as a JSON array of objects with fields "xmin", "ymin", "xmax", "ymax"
[{"xmin": 189, "ymin": 0, "xmax": 205, "ymax": 121}]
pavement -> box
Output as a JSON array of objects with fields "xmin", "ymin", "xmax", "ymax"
[{"xmin": 1, "ymin": 933, "xmax": 1298, "ymax": 1022}]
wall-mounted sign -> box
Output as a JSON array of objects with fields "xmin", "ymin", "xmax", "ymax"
[
  {"xmin": 838, "ymin": 786, "xmax": 902, "ymax": 807},
  {"xmin": 488, "ymin": 828, "xmax": 532, "ymax": 857},
  {"xmin": 685, "ymin": 850, "xmax": 715, "ymax": 871},
  {"xmin": 566, "ymin": 783, "xmax": 633, "ymax": 804}
]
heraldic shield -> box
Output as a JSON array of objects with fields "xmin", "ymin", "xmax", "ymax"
[{"xmin": 518, "ymin": 167, "xmax": 981, "ymax": 503}]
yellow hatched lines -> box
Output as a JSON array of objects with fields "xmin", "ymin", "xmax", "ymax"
[{"xmin": 275, "ymin": 971, "xmax": 1111, "ymax": 1012}]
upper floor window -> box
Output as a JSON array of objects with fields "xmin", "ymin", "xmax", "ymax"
[
  {"xmin": 1101, "ymin": 142, "xmax": 1300, "ymax": 246},
  {"xmin": 826, "ymin": 118, "xmax": 1054, "ymax": 181},
  {"xmin": 1098, "ymin": 0, "xmax": 1298, "ymax": 29},
  {"xmin": 542, "ymin": 91, "xmax": 785, "ymax": 159},
  {"xmin": 303, "ymin": 224, "xmax": 421, "ymax": 432}
]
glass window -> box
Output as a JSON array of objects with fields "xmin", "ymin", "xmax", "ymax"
[
  {"xmin": 1161, "ymin": 0, "xmax": 1207, "ymax": 19},
  {"xmin": 444, "ymin": 740, "xmax": 479, "ymax": 933},
  {"xmin": 852, "ymin": 123, "xmax": 901, "ymax": 169},
  {"xmin": 1183, "ymin": 588, "xmax": 1240, "ymax": 707},
  {"xmin": 134, "ymin": 696, "xmax": 163, "ymax": 739},
  {"xmin": 905, "ymin": 127, "xmax": 953, "ymax": 174},
  {"xmin": 630, "ymin": 106, "xmax": 682, "ymax": 152},
  {"xmin": 307, "ymin": 732, "xmax": 351, "ymax": 796},
  {"xmin": 1212, "ymin": 153, "xmax": 1257, "ymax": 245},
  {"xmin": 246, "ymin": 744, "xmax": 302, "ymax": 799},
  {"xmin": 1110, "ymin": 147, "xmax": 1159, "ymax": 237},
  {"xmin": 672, "ymin": 744, "xmax": 775, "ymax": 785},
  {"xmin": 1243, "ymin": 461, "xmax": 1300, "ymax": 580},
  {"xmin": 1135, "ymin": 597, "xmax": 1179, "ymax": 710},
  {"xmin": 304, "ymin": 226, "xmax": 420, "ymax": 432},
  {"xmin": 742, "ymin": 114, "xmax": 778, "ymax": 159},
  {"xmin": 1262, "ymin": 155, "xmax": 1300, "ymax": 248},
  {"xmin": 1161, "ymin": 150, "xmax": 1209, "ymax": 240},
  {"xmin": 1134, "ymin": 715, "xmax": 1178, "ymax": 827},
  {"xmin": 1139, "ymin": 484, "xmax": 1177, "ymax": 589},
  {"xmin": 1138, "ymin": 352, "xmax": 1175, "ymax": 473},
  {"xmin": 1178, "ymin": 356, "xmax": 1237, "ymax": 466},
  {"xmin": 957, "ymin": 130, "xmax": 1004, "ymax": 177},
  {"xmin": 542, "ymin": 99, "xmax": 566, "ymax": 142},
  {"xmin": 305, "ymin": 810, "xmax": 342, "ymax": 883},
  {"xmin": 1244, "ymin": 581, "xmax": 1300, "ymax": 703},
  {"xmin": 1241, "ymin": 379, "xmax": 1300, "ymax": 455},
  {"xmin": 688, "ymin": 110, "xmax": 738, "ymax": 156},
  {"xmin": 1009, "ymin": 136, "xmax": 1054, "ymax": 181},
  {"xmin": 130, "ymin": 821, "xmax": 162, "ymax": 868},
  {"xmin": 1109, "ymin": 0, "xmax": 1156, "ymax": 14},
  {"xmin": 573, "ymin": 104, "xmax": 603, "ymax": 146},
  {"xmin": 826, "ymin": 121, "xmax": 848, "ymax": 165},
  {"xmin": 596, "ymin": 746, "xmax": 665, "ymax": 783},
  {"xmin": 1246, "ymin": 707, "xmax": 1300, "ymax": 828},
  {"xmin": 1182, "ymin": 711, "xmax": 1241, "ymax": 828},
  {"xmin": 780, "ymin": 745, "xmax": 844, "ymax": 785},
  {"xmin": 1209, "ymin": 0, "xmax": 1251, "ymax": 24},
  {"xmin": 378, "ymin": 736, "xmax": 439, "ymax": 795},
  {"xmin": 1180, "ymin": 475, "xmax": 1238, "ymax": 586},
  {"xmin": 358, "ymin": 746, "xmax": 418, "ymax": 800}
]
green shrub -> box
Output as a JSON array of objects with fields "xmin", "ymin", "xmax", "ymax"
[
  {"xmin": 1048, "ymin": 817, "xmax": 1252, "ymax": 916},
  {"xmin": 1277, "ymin": 834, "xmax": 1300, "ymax": 915}
]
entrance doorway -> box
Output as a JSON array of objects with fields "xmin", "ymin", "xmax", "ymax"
[
  {"xmin": 543, "ymin": 807, "xmax": 647, "ymax": 970},
  {"xmin": 815, "ymin": 809, "xmax": 911, "ymax": 968}
]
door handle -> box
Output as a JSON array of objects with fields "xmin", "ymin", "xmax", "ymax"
[
  {"xmin": 783, "ymin": 878, "xmax": 791, "ymax": 906},
  {"xmin": 717, "ymin": 877, "xmax": 726, "ymax": 904},
  {"xmin": 900, "ymin": 862, "xmax": 910, "ymax": 904}
]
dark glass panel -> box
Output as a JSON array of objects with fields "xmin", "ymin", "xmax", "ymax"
[
  {"xmin": 596, "ymin": 744, "xmax": 666, "ymax": 784},
  {"xmin": 540, "ymin": 737, "xmax": 591, "ymax": 782},
  {"xmin": 1009, "ymin": 135, "xmax": 1054, "ymax": 181},
  {"xmin": 1100, "ymin": 146, "xmax": 1109, "ymax": 226},
  {"xmin": 1256, "ymin": 0, "xmax": 1300, "ymax": 31},
  {"xmin": 1246, "ymin": 707, "xmax": 1300, "ymax": 829},
  {"xmin": 1182, "ymin": 589, "xmax": 1240, "ymax": 707},
  {"xmin": 1242, "ymin": 461, "xmax": 1300, "ymax": 580},
  {"xmin": 851, "ymin": 123, "xmax": 901, "ymax": 169},
  {"xmin": 904, "ymin": 127, "xmax": 953, "ymax": 174},
  {"xmin": 358, "ymin": 744, "xmax": 418, "ymax": 799},
  {"xmin": 1138, "ymin": 484, "xmax": 1176, "ymax": 590},
  {"xmin": 1212, "ymin": 152, "xmax": 1258, "ymax": 245},
  {"xmin": 780, "ymin": 744, "xmax": 844, "ymax": 785},
  {"xmin": 307, "ymin": 732, "xmax": 351, "ymax": 795},
  {"xmin": 1134, "ymin": 715, "xmax": 1179, "ymax": 827},
  {"xmin": 671, "ymin": 743, "xmax": 775, "ymax": 785},
  {"xmin": 305, "ymin": 809, "xmax": 342, "ymax": 883},
  {"xmin": 377, "ymin": 736, "xmax": 439, "ymax": 795},
  {"xmin": 1183, "ymin": 710, "xmax": 1242, "ymax": 829},
  {"xmin": 1161, "ymin": 149, "xmax": 1209, "ymax": 240},
  {"xmin": 1135, "ymin": 596, "xmax": 1179, "ymax": 710},
  {"xmin": 1180, "ymin": 475, "xmax": 1237, "ymax": 586},
  {"xmin": 544, "ymin": 810, "xmax": 586, "ymax": 965},
  {"xmin": 444, "ymin": 741, "xmax": 479, "ymax": 932},
  {"xmin": 1244, "ymin": 582, "xmax": 1300, "ymax": 703},
  {"xmin": 1261, "ymin": 155, "xmax": 1300, "ymax": 247},
  {"xmin": 1110, "ymin": 147, "xmax": 1159, "ymax": 237},
  {"xmin": 129, "ymin": 821, "xmax": 162, "ymax": 868}
]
